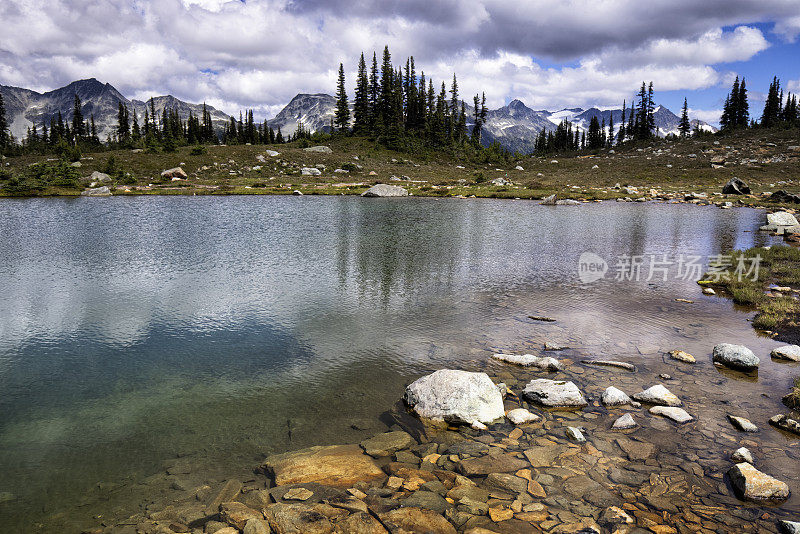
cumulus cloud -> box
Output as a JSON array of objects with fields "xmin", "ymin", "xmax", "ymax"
[{"xmin": 0, "ymin": 0, "xmax": 797, "ymax": 117}]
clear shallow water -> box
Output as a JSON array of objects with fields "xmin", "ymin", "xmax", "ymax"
[{"xmin": 0, "ymin": 196, "xmax": 795, "ymax": 531}]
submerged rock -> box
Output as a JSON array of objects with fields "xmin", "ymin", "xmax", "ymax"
[
  {"xmin": 632, "ymin": 384, "xmax": 682, "ymax": 406},
  {"xmin": 601, "ymin": 386, "xmax": 632, "ymax": 406},
  {"xmin": 492, "ymin": 353, "xmax": 561, "ymax": 370},
  {"xmin": 583, "ymin": 360, "xmax": 636, "ymax": 371},
  {"xmin": 779, "ymin": 520, "xmax": 800, "ymax": 534},
  {"xmin": 359, "ymin": 431, "xmax": 415, "ymax": 458},
  {"xmin": 262, "ymin": 444, "xmax": 385, "ymax": 487},
  {"xmin": 669, "ymin": 350, "xmax": 696, "ymax": 363},
  {"xmin": 522, "ymin": 379, "xmax": 588, "ymax": 408},
  {"xmin": 771, "ymin": 345, "xmax": 800, "ymax": 362},
  {"xmin": 713, "ymin": 343, "xmax": 760, "ymax": 371},
  {"xmin": 649, "ymin": 406, "xmax": 693, "ymax": 423},
  {"xmin": 728, "ymin": 462, "xmax": 790, "ymax": 502},
  {"xmin": 361, "ymin": 184, "xmax": 409, "ymax": 197},
  {"xmin": 404, "ymin": 369, "xmax": 504, "ymax": 426},
  {"xmin": 380, "ymin": 507, "xmax": 457, "ymax": 534}
]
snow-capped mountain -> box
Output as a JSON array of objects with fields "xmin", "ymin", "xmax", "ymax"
[
  {"xmin": 266, "ymin": 93, "xmax": 337, "ymax": 135},
  {"xmin": 0, "ymin": 78, "xmax": 231, "ymax": 141},
  {"xmin": 1, "ymin": 79, "xmax": 717, "ymax": 151}
]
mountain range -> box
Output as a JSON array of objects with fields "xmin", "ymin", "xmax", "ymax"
[{"xmin": 0, "ymin": 78, "xmax": 716, "ymax": 152}]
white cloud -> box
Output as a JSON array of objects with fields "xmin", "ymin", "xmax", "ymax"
[
  {"xmin": 0, "ymin": 0, "xmax": 797, "ymax": 118},
  {"xmin": 689, "ymin": 108, "xmax": 724, "ymax": 125}
]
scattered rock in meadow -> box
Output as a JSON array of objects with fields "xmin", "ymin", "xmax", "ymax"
[
  {"xmin": 722, "ymin": 177, "xmax": 750, "ymax": 195},
  {"xmin": 522, "ymin": 379, "xmax": 588, "ymax": 408},
  {"xmin": 404, "ymin": 369, "xmax": 505, "ymax": 426},
  {"xmin": 492, "ymin": 353, "xmax": 561, "ymax": 370},
  {"xmin": 771, "ymin": 345, "xmax": 800, "ymax": 362},
  {"xmin": 649, "ymin": 406, "xmax": 693, "ymax": 423},
  {"xmin": 303, "ymin": 145, "xmax": 332, "ymax": 154},
  {"xmin": 161, "ymin": 167, "xmax": 187, "ymax": 179},
  {"xmin": 728, "ymin": 415, "xmax": 759, "ymax": 432},
  {"xmin": 728, "ymin": 462, "xmax": 790, "ymax": 502},
  {"xmin": 713, "ymin": 343, "xmax": 760, "ymax": 371},
  {"xmin": 632, "ymin": 384, "xmax": 682, "ymax": 406},
  {"xmin": 301, "ymin": 167, "xmax": 322, "ymax": 176}
]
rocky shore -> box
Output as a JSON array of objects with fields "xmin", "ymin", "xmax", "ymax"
[{"xmin": 92, "ymin": 337, "xmax": 800, "ymax": 534}]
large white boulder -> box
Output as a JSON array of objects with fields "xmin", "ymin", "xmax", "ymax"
[
  {"xmin": 303, "ymin": 145, "xmax": 333, "ymax": 154},
  {"xmin": 404, "ymin": 370, "xmax": 504, "ymax": 426},
  {"xmin": 713, "ymin": 343, "xmax": 759, "ymax": 371},
  {"xmin": 300, "ymin": 167, "xmax": 322, "ymax": 176},
  {"xmin": 361, "ymin": 184, "xmax": 409, "ymax": 197},
  {"xmin": 632, "ymin": 384, "xmax": 682, "ymax": 406},
  {"xmin": 81, "ymin": 186, "xmax": 111, "ymax": 197},
  {"xmin": 728, "ymin": 463, "xmax": 790, "ymax": 502},
  {"xmin": 522, "ymin": 379, "xmax": 587, "ymax": 407},
  {"xmin": 767, "ymin": 211, "xmax": 799, "ymax": 227}
]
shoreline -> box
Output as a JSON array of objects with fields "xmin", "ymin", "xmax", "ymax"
[{"xmin": 89, "ymin": 344, "xmax": 800, "ymax": 534}]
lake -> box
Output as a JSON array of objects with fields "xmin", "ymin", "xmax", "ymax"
[{"xmin": 0, "ymin": 195, "xmax": 796, "ymax": 531}]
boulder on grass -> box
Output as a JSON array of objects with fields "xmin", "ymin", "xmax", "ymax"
[{"xmin": 722, "ymin": 177, "xmax": 750, "ymax": 195}]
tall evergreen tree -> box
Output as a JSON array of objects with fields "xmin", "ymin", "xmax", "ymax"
[
  {"xmin": 761, "ymin": 76, "xmax": 781, "ymax": 128},
  {"xmin": 0, "ymin": 92, "xmax": 8, "ymax": 149},
  {"xmin": 368, "ymin": 52, "xmax": 379, "ymax": 133},
  {"xmin": 334, "ymin": 63, "xmax": 350, "ymax": 132},
  {"xmin": 72, "ymin": 94, "xmax": 85, "ymax": 142},
  {"xmin": 353, "ymin": 53, "xmax": 370, "ymax": 134},
  {"xmin": 617, "ymin": 100, "xmax": 626, "ymax": 143},
  {"xmin": 736, "ymin": 78, "xmax": 749, "ymax": 127},
  {"xmin": 678, "ymin": 98, "xmax": 691, "ymax": 137}
]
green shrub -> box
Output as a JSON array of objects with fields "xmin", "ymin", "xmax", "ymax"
[
  {"xmin": 190, "ymin": 146, "xmax": 207, "ymax": 156},
  {"xmin": 339, "ymin": 162, "xmax": 359, "ymax": 172}
]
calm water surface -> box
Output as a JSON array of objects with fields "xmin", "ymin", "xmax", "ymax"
[{"xmin": 0, "ymin": 196, "xmax": 796, "ymax": 531}]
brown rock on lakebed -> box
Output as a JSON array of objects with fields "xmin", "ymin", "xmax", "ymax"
[
  {"xmin": 262, "ymin": 444, "xmax": 386, "ymax": 487},
  {"xmin": 457, "ymin": 453, "xmax": 529, "ymax": 476},
  {"xmin": 379, "ymin": 507, "xmax": 457, "ymax": 534}
]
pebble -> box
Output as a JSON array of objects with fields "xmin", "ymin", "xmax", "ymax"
[
  {"xmin": 727, "ymin": 415, "xmax": 759, "ymax": 433},
  {"xmin": 612, "ymin": 414, "xmax": 637, "ymax": 430},
  {"xmin": 649, "ymin": 406, "xmax": 693, "ymax": 423}
]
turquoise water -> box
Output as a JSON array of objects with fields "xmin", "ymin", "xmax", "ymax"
[{"xmin": 0, "ymin": 196, "xmax": 788, "ymax": 530}]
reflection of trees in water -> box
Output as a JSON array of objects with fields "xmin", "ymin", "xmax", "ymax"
[{"xmin": 334, "ymin": 197, "xmax": 476, "ymax": 307}]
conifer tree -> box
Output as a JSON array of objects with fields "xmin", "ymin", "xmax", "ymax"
[
  {"xmin": 0, "ymin": 92, "xmax": 8, "ymax": 150},
  {"xmin": 761, "ymin": 76, "xmax": 781, "ymax": 128},
  {"xmin": 353, "ymin": 53, "xmax": 370, "ymax": 134},
  {"xmin": 607, "ymin": 112, "xmax": 614, "ymax": 146},
  {"xmin": 334, "ymin": 63, "xmax": 350, "ymax": 132},
  {"xmin": 678, "ymin": 98, "xmax": 690, "ymax": 137},
  {"xmin": 72, "ymin": 94, "xmax": 85, "ymax": 142},
  {"xmin": 617, "ymin": 100, "xmax": 626, "ymax": 144},
  {"xmin": 736, "ymin": 78, "xmax": 749, "ymax": 127},
  {"xmin": 368, "ymin": 52, "xmax": 379, "ymax": 133}
]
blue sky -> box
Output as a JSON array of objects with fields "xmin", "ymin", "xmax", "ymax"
[{"xmin": 1, "ymin": 1, "xmax": 799, "ymax": 125}]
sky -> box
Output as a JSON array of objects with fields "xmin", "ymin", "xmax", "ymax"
[{"xmin": 1, "ymin": 0, "xmax": 799, "ymax": 126}]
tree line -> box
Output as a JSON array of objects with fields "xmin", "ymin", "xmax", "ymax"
[{"xmin": 333, "ymin": 46, "xmax": 495, "ymax": 152}]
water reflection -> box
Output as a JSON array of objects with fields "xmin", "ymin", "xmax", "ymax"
[{"xmin": 0, "ymin": 196, "xmax": 788, "ymax": 531}]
